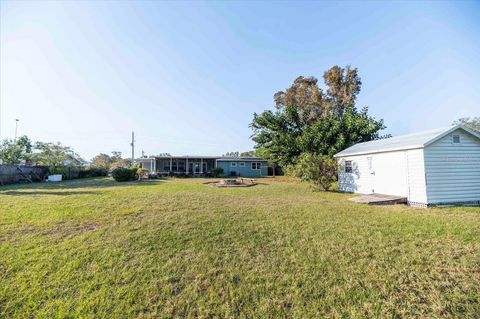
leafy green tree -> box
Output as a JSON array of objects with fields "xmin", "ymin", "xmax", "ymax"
[
  {"xmin": 288, "ymin": 153, "xmax": 337, "ymax": 191},
  {"xmin": 453, "ymin": 117, "xmax": 480, "ymax": 132},
  {"xmin": 251, "ymin": 65, "xmax": 385, "ymax": 168},
  {"xmin": 111, "ymin": 151, "xmax": 123, "ymax": 162},
  {"xmin": 34, "ymin": 142, "xmax": 84, "ymax": 174},
  {"xmin": 240, "ymin": 150, "xmax": 256, "ymax": 157},
  {"xmin": 221, "ymin": 151, "xmax": 258, "ymax": 158},
  {"xmin": 110, "ymin": 158, "xmax": 132, "ymax": 170},
  {"xmin": 90, "ymin": 151, "xmax": 127, "ymax": 171},
  {"xmin": 0, "ymin": 136, "xmax": 33, "ymax": 165},
  {"xmin": 223, "ymin": 152, "xmax": 239, "ymax": 157},
  {"xmin": 91, "ymin": 153, "xmax": 113, "ymax": 169}
]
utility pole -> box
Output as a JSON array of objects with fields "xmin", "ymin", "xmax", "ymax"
[
  {"xmin": 14, "ymin": 119, "xmax": 19, "ymax": 142},
  {"xmin": 130, "ymin": 131, "xmax": 135, "ymax": 164}
]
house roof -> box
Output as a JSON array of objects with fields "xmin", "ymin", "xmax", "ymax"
[
  {"xmin": 334, "ymin": 124, "xmax": 480, "ymax": 157},
  {"xmin": 216, "ymin": 157, "xmax": 267, "ymax": 162},
  {"xmin": 135, "ymin": 155, "xmax": 219, "ymax": 160},
  {"xmin": 135, "ymin": 156, "xmax": 268, "ymax": 161}
]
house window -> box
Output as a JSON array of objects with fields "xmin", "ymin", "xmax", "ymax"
[
  {"xmin": 345, "ymin": 160, "xmax": 353, "ymax": 173},
  {"xmin": 367, "ymin": 157, "xmax": 373, "ymax": 171},
  {"xmin": 452, "ymin": 134, "xmax": 461, "ymax": 144},
  {"xmin": 231, "ymin": 162, "xmax": 237, "ymax": 167},
  {"xmin": 178, "ymin": 160, "xmax": 185, "ymax": 171},
  {"xmin": 239, "ymin": 162, "xmax": 245, "ymax": 167},
  {"xmin": 251, "ymin": 162, "xmax": 262, "ymax": 170},
  {"xmin": 163, "ymin": 161, "xmax": 170, "ymax": 171}
]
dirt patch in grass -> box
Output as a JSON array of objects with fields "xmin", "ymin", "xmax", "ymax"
[
  {"xmin": 204, "ymin": 179, "xmax": 257, "ymax": 187},
  {"xmin": 2, "ymin": 222, "xmax": 99, "ymax": 244}
]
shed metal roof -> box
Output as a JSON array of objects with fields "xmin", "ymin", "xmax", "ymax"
[{"xmin": 334, "ymin": 125, "xmax": 480, "ymax": 157}]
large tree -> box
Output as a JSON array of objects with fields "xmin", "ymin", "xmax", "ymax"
[
  {"xmin": 251, "ymin": 65, "xmax": 385, "ymax": 167},
  {"xmin": 34, "ymin": 142, "xmax": 84, "ymax": 174},
  {"xmin": 90, "ymin": 152, "xmax": 124, "ymax": 170},
  {"xmin": 453, "ymin": 117, "xmax": 480, "ymax": 132},
  {"xmin": 0, "ymin": 136, "xmax": 33, "ymax": 165},
  {"xmin": 91, "ymin": 153, "xmax": 113, "ymax": 169}
]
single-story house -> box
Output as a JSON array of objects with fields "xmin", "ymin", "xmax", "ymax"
[
  {"xmin": 136, "ymin": 156, "xmax": 268, "ymax": 178},
  {"xmin": 216, "ymin": 158, "xmax": 268, "ymax": 177},
  {"xmin": 334, "ymin": 125, "xmax": 480, "ymax": 207}
]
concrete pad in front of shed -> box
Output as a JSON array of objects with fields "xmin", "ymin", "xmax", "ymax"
[{"xmin": 349, "ymin": 193, "xmax": 407, "ymax": 205}]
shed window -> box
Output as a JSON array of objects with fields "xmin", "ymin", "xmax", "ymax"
[
  {"xmin": 231, "ymin": 162, "xmax": 237, "ymax": 167},
  {"xmin": 345, "ymin": 160, "xmax": 353, "ymax": 173},
  {"xmin": 251, "ymin": 162, "xmax": 262, "ymax": 170},
  {"xmin": 239, "ymin": 162, "xmax": 245, "ymax": 167},
  {"xmin": 452, "ymin": 134, "xmax": 461, "ymax": 144}
]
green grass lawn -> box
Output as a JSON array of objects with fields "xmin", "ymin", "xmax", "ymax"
[{"xmin": 0, "ymin": 177, "xmax": 479, "ymax": 318}]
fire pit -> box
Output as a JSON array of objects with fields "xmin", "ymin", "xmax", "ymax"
[
  {"xmin": 205, "ymin": 179, "xmax": 256, "ymax": 187},
  {"xmin": 219, "ymin": 179, "xmax": 241, "ymax": 186}
]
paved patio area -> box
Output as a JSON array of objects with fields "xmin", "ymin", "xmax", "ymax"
[{"xmin": 349, "ymin": 193, "xmax": 407, "ymax": 205}]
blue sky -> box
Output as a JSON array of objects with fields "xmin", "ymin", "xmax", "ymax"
[{"xmin": 1, "ymin": 1, "xmax": 479, "ymax": 159}]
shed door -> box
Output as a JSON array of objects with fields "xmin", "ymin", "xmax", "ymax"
[{"xmin": 367, "ymin": 157, "xmax": 375, "ymax": 193}]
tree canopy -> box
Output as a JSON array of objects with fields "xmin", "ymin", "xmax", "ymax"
[
  {"xmin": 251, "ymin": 65, "xmax": 386, "ymax": 167},
  {"xmin": 0, "ymin": 136, "xmax": 33, "ymax": 165},
  {"xmin": 91, "ymin": 152, "xmax": 123, "ymax": 170},
  {"xmin": 453, "ymin": 117, "xmax": 480, "ymax": 132},
  {"xmin": 34, "ymin": 142, "xmax": 84, "ymax": 173}
]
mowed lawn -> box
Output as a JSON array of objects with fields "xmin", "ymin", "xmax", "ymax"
[{"xmin": 0, "ymin": 178, "xmax": 479, "ymax": 318}]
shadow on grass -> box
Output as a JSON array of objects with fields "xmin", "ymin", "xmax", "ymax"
[
  {"xmin": 0, "ymin": 177, "xmax": 165, "ymax": 193},
  {"xmin": 0, "ymin": 190, "xmax": 100, "ymax": 196}
]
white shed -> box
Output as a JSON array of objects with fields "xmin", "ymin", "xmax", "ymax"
[{"xmin": 334, "ymin": 125, "xmax": 480, "ymax": 207}]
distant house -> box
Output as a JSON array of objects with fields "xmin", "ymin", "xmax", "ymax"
[
  {"xmin": 136, "ymin": 156, "xmax": 268, "ymax": 178},
  {"xmin": 334, "ymin": 125, "xmax": 480, "ymax": 207},
  {"xmin": 216, "ymin": 158, "xmax": 268, "ymax": 177}
]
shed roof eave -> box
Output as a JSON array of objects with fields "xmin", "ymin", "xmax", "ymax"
[{"xmin": 334, "ymin": 145, "xmax": 424, "ymax": 158}]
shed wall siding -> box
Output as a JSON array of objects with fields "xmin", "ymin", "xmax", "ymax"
[
  {"xmin": 338, "ymin": 151, "xmax": 410, "ymax": 197},
  {"xmin": 338, "ymin": 155, "xmax": 372, "ymax": 194},
  {"xmin": 405, "ymin": 149, "xmax": 427, "ymax": 204},
  {"xmin": 424, "ymin": 129, "xmax": 480, "ymax": 204}
]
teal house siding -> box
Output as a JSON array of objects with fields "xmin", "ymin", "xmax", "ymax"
[
  {"xmin": 136, "ymin": 156, "xmax": 270, "ymax": 178},
  {"xmin": 217, "ymin": 159, "xmax": 268, "ymax": 178}
]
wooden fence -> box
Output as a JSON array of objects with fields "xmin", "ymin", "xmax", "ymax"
[{"xmin": 0, "ymin": 165, "xmax": 49, "ymax": 185}]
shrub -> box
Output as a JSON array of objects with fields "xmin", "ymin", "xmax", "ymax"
[
  {"xmin": 288, "ymin": 153, "xmax": 337, "ymax": 191},
  {"xmin": 211, "ymin": 167, "xmax": 224, "ymax": 178},
  {"xmin": 80, "ymin": 167, "xmax": 108, "ymax": 178},
  {"xmin": 112, "ymin": 167, "xmax": 137, "ymax": 182}
]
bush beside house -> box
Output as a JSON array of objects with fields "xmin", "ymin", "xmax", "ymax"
[
  {"xmin": 211, "ymin": 167, "xmax": 224, "ymax": 178},
  {"xmin": 112, "ymin": 167, "xmax": 138, "ymax": 182}
]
